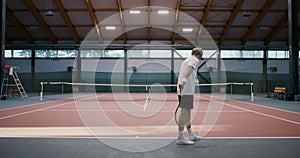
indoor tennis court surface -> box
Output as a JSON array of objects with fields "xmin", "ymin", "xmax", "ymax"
[{"xmin": 0, "ymin": 93, "xmax": 300, "ymax": 157}]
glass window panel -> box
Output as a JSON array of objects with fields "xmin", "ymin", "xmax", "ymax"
[
  {"xmin": 57, "ymin": 50, "xmax": 77, "ymax": 58},
  {"xmin": 127, "ymin": 50, "xmax": 149, "ymax": 58},
  {"xmin": 268, "ymin": 50, "xmax": 288, "ymax": 59},
  {"xmin": 150, "ymin": 50, "xmax": 171, "ymax": 58},
  {"xmin": 174, "ymin": 50, "xmax": 190, "ymax": 58},
  {"xmin": 35, "ymin": 50, "xmax": 57, "ymax": 58},
  {"xmin": 220, "ymin": 50, "xmax": 231, "ymax": 58},
  {"xmin": 13, "ymin": 50, "xmax": 31, "ymax": 58},
  {"xmin": 231, "ymin": 50, "xmax": 241, "ymax": 58},
  {"xmin": 276, "ymin": 50, "xmax": 286, "ymax": 58},
  {"xmin": 268, "ymin": 50, "xmax": 276, "ymax": 58},
  {"xmin": 104, "ymin": 50, "xmax": 124, "ymax": 58},
  {"xmin": 5, "ymin": 50, "xmax": 12, "ymax": 58},
  {"xmin": 253, "ymin": 50, "xmax": 263, "ymax": 58},
  {"xmin": 79, "ymin": 50, "xmax": 124, "ymax": 58},
  {"xmin": 242, "ymin": 50, "xmax": 253, "ymax": 58}
]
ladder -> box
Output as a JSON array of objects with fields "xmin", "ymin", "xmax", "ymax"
[{"xmin": 1, "ymin": 66, "xmax": 28, "ymax": 99}]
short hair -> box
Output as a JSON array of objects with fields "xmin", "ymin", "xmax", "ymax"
[{"xmin": 191, "ymin": 47, "xmax": 203, "ymax": 56}]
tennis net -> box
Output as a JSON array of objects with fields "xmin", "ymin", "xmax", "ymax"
[{"xmin": 40, "ymin": 82, "xmax": 254, "ymax": 101}]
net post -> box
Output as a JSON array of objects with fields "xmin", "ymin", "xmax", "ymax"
[
  {"xmin": 61, "ymin": 83, "xmax": 64, "ymax": 94},
  {"xmin": 40, "ymin": 82, "xmax": 44, "ymax": 101},
  {"xmin": 230, "ymin": 83, "xmax": 233, "ymax": 100},
  {"xmin": 251, "ymin": 83, "xmax": 254, "ymax": 101}
]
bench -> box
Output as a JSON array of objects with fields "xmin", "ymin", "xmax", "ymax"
[
  {"xmin": 8, "ymin": 87, "xmax": 20, "ymax": 97},
  {"xmin": 267, "ymin": 87, "xmax": 287, "ymax": 100}
]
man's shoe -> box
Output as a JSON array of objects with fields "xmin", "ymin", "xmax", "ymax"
[
  {"xmin": 176, "ymin": 136, "xmax": 195, "ymax": 145},
  {"xmin": 189, "ymin": 134, "xmax": 200, "ymax": 141}
]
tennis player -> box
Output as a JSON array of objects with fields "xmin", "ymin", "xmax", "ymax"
[{"xmin": 176, "ymin": 47, "xmax": 202, "ymax": 145}]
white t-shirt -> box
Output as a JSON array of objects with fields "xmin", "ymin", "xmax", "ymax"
[{"xmin": 177, "ymin": 56, "xmax": 199, "ymax": 95}]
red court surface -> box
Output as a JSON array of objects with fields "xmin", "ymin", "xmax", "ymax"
[{"xmin": 0, "ymin": 93, "xmax": 300, "ymax": 138}]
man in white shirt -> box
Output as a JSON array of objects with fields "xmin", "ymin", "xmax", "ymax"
[{"xmin": 176, "ymin": 47, "xmax": 202, "ymax": 145}]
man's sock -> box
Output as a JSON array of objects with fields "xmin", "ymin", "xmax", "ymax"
[
  {"xmin": 178, "ymin": 130, "xmax": 184, "ymax": 138},
  {"xmin": 187, "ymin": 128, "xmax": 194, "ymax": 136}
]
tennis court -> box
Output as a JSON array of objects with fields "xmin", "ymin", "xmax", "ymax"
[
  {"xmin": 1, "ymin": 0, "xmax": 300, "ymax": 157},
  {"xmin": 0, "ymin": 86, "xmax": 300, "ymax": 156}
]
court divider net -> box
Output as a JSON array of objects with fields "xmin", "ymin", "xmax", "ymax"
[{"xmin": 40, "ymin": 82, "xmax": 254, "ymax": 102}]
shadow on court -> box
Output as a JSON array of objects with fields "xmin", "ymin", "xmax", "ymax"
[{"xmin": 0, "ymin": 138, "xmax": 300, "ymax": 158}]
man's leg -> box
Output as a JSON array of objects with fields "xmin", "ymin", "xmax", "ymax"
[
  {"xmin": 185, "ymin": 109, "xmax": 200, "ymax": 141},
  {"xmin": 176, "ymin": 108, "xmax": 194, "ymax": 145}
]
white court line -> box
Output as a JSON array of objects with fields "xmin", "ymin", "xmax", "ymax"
[
  {"xmin": 198, "ymin": 95, "xmax": 300, "ymax": 126},
  {"xmin": 0, "ymin": 97, "xmax": 73, "ymax": 112},
  {"xmin": 0, "ymin": 93, "xmax": 99, "ymax": 112},
  {"xmin": 0, "ymin": 94, "xmax": 105, "ymax": 120},
  {"xmin": 0, "ymin": 101, "xmax": 76, "ymax": 120},
  {"xmin": 43, "ymin": 109, "xmax": 247, "ymax": 113},
  {"xmin": 224, "ymin": 102, "xmax": 300, "ymax": 125},
  {"xmin": 143, "ymin": 94, "xmax": 149, "ymax": 111},
  {"xmin": 233, "ymin": 99, "xmax": 300, "ymax": 115},
  {"xmin": 202, "ymin": 93, "xmax": 300, "ymax": 115},
  {"xmin": 1, "ymin": 136, "xmax": 300, "ymax": 139},
  {"xmin": 1, "ymin": 125, "xmax": 300, "ymax": 139}
]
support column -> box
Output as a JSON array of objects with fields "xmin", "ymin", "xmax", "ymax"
[
  {"xmin": 217, "ymin": 50, "xmax": 221, "ymax": 83},
  {"xmin": 31, "ymin": 49, "xmax": 36, "ymax": 92},
  {"xmin": 288, "ymin": 0, "xmax": 299, "ymax": 100},
  {"xmin": 262, "ymin": 49, "xmax": 268, "ymax": 93},
  {"xmin": 124, "ymin": 49, "xmax": 128, "ymax": 85},
  {"xmin": 171, "ymin": 50, "xmax": 175, "ymax": 85},
  {"xmin": 0, "ymin": 0, "xmax": 6, "ymax": 86},
  {"xmin": 74, "ymin": 49, "xmax": 81, "ymax": 82}
]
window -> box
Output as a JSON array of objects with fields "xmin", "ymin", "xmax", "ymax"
[
  {"xmin": 221, "ymin": 50, "xmax": 240, "ymax": 58},
  {"xmin": 35, "ymin": 50, "xmax": 57, "ymax": 58},
  {"xmin": 127, "ymin": 50, "xmax": 149, "ymax": 58},
  {"xmin": 268, "ymin": 50, "xmax": 288, "ymax": 59},
  {"xmin": 174, "ymin": 50, "xmax": 218, "ymax": 59},
  {"xmin": 34, "ymin": 50, "xmax": 76, "ymax": 58},
  {"xmin": 57, "ymin": 50, "xmax": 77, "ymax": 58},
  {"xmin": 149, "ymin": 50, "xmax": 171, "ymax": 58},
  {"xmin": 80, "ymin": 50, "xmax": 124, "ymax": 58},
  {"xmin": 174, "ymin": 50, "xmax": 191, "ymax": 58},
  {"xmin": 5, "ymin": 50, "xmax": 12, "ymax": 58},
  {"xmin": 13, "ymin": 50, "xmax": 31, "ymax": 58},
  {"xmin": 221, "ymin": 50, "xmax": 263, "ymax": 58}
]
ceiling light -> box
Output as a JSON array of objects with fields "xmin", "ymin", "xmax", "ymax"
[
  {"xmin": 28, "ymin": 25, "xmax": 39, "ymax": 29},
  {"xmin": 258, "ymin": 26, "xmax": 270, "ymax": 30},
  {"xmin": 183, "ymin": 28, "xmax": 193, "ymax": 32},
  {"xmin": 157, "ymin": 10, "xmax": 169, "ymax": 14},
  {"xmin": 45, "ymin": 10, "xmax": 54, "ymax": 16},
  {"xmin": 129, "ymin": 10, "xmax": 141, "ymax": 14},
  {"xmin": 105, "ymin": 26, "xmax": 116, "ymax": 30},
  {"xmin": 243, "ymin": 12, "xmax": 252, "ymax": 17}
]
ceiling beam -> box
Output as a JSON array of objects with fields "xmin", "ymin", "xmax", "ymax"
[
  {"xmin": 23, "ymin": 0, "xmax": 57, "ymax": 43},
  {"xmin": 25, "ymin": 24, "xmax": 270, "ymax": 29},
  {"xmin": 264, "ymin": 12, "xmax": 288, "ymax": 45},
  {"xmin": 10, "ymin": 7, "xmax": 288, "ymax": 13},
  {"xmin": 85, "ymin": 0, "xmax": 103, "ymax": 43},
  {"xmin": 218, "ymin": 0, "xmax": 243, "ymax": 45},
  {"xmin": 6, "ymin": 7, "xmax": 35, "ymax": 43},
  {"xmin": 196, "ymin": 0, "xmax": 212, "ymax": 42},
  {"xmin": 54, "ymin": 0, "xmax": 80, "ymax": 43},
  {"xmin": 241, "ymin": 0, "xmax": 276, "ymax": 45},
  {"xmin": 171, "ymin": 0, "xmax": 181, "ymax": 44},
  {"xmin": 116, "ymin": 0, "xmax": 127, "ymax": 44},
  {"xmin": 7, "ymin": 36, "xmax": 288, "ymax": 43}
]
